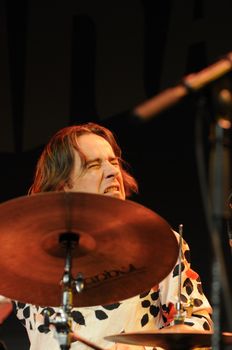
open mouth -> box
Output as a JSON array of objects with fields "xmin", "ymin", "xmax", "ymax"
[{"xmin": 104, "ymin": 185, "xmax": 120, "ymax": 194}]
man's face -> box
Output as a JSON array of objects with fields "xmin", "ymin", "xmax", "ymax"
[{"xmin": 64, "ymin": 133, "xmax": 126, "ymax": 200}]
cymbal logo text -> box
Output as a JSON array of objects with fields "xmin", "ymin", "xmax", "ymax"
[{"xmin": 84, "ymin": 264, "xmax": 144, "ymax": 289}]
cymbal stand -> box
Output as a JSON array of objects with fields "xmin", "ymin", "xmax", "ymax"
[
  {"xmin": 174, "ymin": 224, "xmax": 185, "ymax": 325},
  {"xmin": 44, "ymin": 232, "xmax": 84, "ymax": 350}
]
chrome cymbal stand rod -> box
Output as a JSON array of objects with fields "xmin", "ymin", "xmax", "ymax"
[
  {"xmin": 44, "ymin": 233, "xmax": 84, "ymax": 350},
  {"xmin": 174, "ymin": 224, "xmax": 185, "ymax": 325}
]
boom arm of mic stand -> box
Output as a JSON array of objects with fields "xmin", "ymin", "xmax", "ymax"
[{"xmin": 134, "ymin": 52, "xmax": 232, "ymax": 121}]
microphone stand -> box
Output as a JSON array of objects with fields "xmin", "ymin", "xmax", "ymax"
[
  {"xmin": 132, "ymin": 52, "xmax": 232, "ymax": 349},
  {"xmin": 195, "ymin": 91, "xmax": 232, "ymax": 350},
  {"xmin": 209, "ymin": 118, "xmax": 232, "ymax": 350}
]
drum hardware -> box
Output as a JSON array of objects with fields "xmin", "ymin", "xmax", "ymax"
[
  {"xmin": 184, "ymin": 298, "xmax": 194, "ymax": 318},
  {"xmin": 174, "ymin": 224, "xmax": 185, "ymax": 325},
  {"xmin": 42, "ymin": 233, "xmax": 106, "ymax": 350},
  {"xmin": 43, "ymin": 233, "xmax": 84, "ymax": 350},
  {"xmin": 174, "ymin": 225, "xmax": 194, "ymax": 323}
]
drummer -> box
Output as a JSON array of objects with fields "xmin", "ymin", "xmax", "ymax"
[{"xmin": 12, "ymin": 122, "xmax": 212, "ymax": 350}]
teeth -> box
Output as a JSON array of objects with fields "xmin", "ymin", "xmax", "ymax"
[{"xmin": 105, "ymin": 186, "xmax": 118, "ymax": 193}]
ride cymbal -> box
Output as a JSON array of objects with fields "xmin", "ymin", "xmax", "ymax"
[{"xmin": 0, "ymin": 192, "xmax": 178, "ymax": 307}]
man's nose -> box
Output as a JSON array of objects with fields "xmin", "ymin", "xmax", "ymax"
[{"xmin": 104, "ymin": 161, "xmax": 119, "ymax": 178}]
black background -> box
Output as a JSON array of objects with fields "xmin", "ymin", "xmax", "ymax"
[{"xmin": 0, "ymin": 1, "xmax": 232, "ymax": 348}]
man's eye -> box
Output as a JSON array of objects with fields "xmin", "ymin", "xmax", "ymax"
[
  {"xmin": 87, "ymin": 163, "xmax": 99, "ymax": 169},
  {"xmin": 111, "ymin": 160, "xmax": 120, "ymax": 166}
]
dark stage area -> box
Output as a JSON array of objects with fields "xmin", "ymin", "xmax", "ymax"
[{"xmin": 0, "ymin": 1, "xmax": 231, "ymax": 349}]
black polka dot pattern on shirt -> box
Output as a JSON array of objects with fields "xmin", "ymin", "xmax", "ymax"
[
  {"xmin": 141, "ymin": 313, "xmax": 149, "ymax": 327},
  {"xmin": 183, "ymin": 278, "xmax": 194, "ymax": 295},
  {"xmin": 141, "ymin": 300, "xmax": 150, "ymax": 308},
  {"xmin": 95, "ymin": 310, "xmax": 108, "ymax": 320},
  {"xmin": 150, "ymin": 290, "xmax": 159, "ymax": 300},
  {"xmin": 173, "ymin": 263, "xmax": 184, "ymax": 278},
  {"xmin": 193, "ymin": 298, "xmax": 203, "ymax": 307},
  {"xmin": 23, "ymin": 306, "xmax": 30, "ymax": 319},
  {"xmin": 102, "ymin": 303, "xmax": 120, "ymax": 310},
  {"xmin": 71, "ymin": 310, "xmax": 86, "ymax": 325},
  {"xmin": 150, "ymin": 305, "xmax": 159, "ymax": 317}
]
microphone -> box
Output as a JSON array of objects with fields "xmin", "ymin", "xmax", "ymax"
[{"xmin": 133, "ymin": 51, "xmax": 232, "ymax": 121}]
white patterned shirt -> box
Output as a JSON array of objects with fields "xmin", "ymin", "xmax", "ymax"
[{"xmin": 14, "ymin": 232, "xmax": 212, "ymax": 350}]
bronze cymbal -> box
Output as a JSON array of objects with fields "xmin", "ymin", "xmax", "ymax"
[
  {"xmin": 105, "ymin": 328, "xmax": 213, "ymax": 349},
  {"xmin": 0, "ymin": 192, "xmax": 178, "ymax": 307}
]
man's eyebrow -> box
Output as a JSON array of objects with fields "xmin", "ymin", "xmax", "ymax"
[
  {"xmin": 85, "ymin": 156, "xmax": 119, "ymax": 164},
  {"xmin": 109, "ymin": 156, "xmax": 119, "ymax": 161}
]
